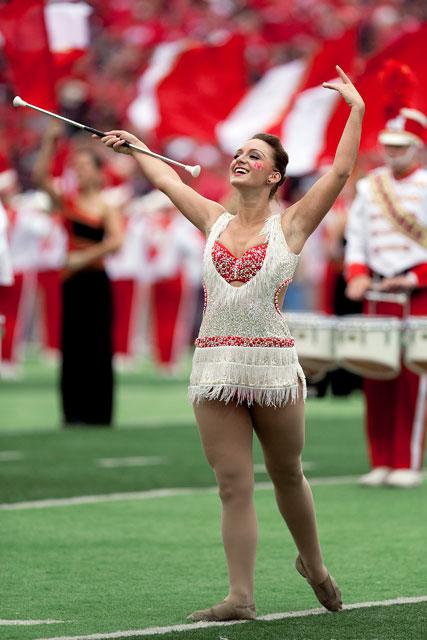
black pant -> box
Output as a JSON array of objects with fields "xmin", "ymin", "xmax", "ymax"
[{"xmin": 61, "ymin": 269, "xmax": 114, "ymax": 425}]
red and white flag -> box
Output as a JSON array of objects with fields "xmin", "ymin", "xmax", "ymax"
[
  {"xmin": 276, "ymin": 28, "xmax": 357, "ymax": 176},
  {"xmin": 0, "ymin": 0, "xmax": 92, "ymax": 110},
  {"xmin": 128, "ymin": 35, "xmax": 248, "ymax": 144},
  {"xmin": 0, "ymin": 0, "xmax": 56, "ymax": 110},
  {"xmin": 128, "ymin": 40, "xmax": 188, "ymax": 133},
  {"xmin": 216, "ymin": 58, "xmax": 307, "ymax": 155},
  {"xmin": 319, "ymin": 22, "xmax": 427, "ymax": 165},
  {"xmin": 217, "ymin": 28, "xmax": 357, "ymax": 175},
  {"xmin": 44, "ymin": 1, "xmax": 92, "ymax": 78}
]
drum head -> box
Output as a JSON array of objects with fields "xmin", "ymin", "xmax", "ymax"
[
  {"xmin": 338, "ymin": 315, "xmax": 401, "ymax": 331},
  {"xmin": 299, "ymin": 358, "xmax": 334, "ymax": 379},
  {"xmin": 340, "ymin": 358, "xmax": 400, "ymax": 380},
  {"xmin": 404, "ymin": 360, "xmax": 427, "ymax": 375}
]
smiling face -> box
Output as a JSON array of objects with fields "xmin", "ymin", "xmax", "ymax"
[{"xmin": 229, "ymin": 138, "xmax": 281, "ymax": 194}]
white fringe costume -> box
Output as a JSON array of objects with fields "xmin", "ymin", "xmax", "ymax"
[{"xmin": 189, "ymin": 212, "xmax": 306, "ymax": 407}]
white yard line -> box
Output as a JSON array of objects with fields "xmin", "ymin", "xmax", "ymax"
[
  {"xmin": 0, "ymin": 416, "xmax": 194, "ymax": 437},
  {"xmin": 0, "ymin": 476, "xmax": 361, "ymax": 511},
  {"xmin": 96, "ymin": 457, "xmax": 168, "ymax": 468},
  {"xmin": 0, "ymin": 487, "xmax": 216, "ymax": 511},
  {"xmin": 302, "ymin": 461, "xmax": 315, "ymax": 471},
  {"xmin": 34, "ymin": 595, "xmax": 427, "ymax": 640},
  {"xmin": 2, "ymin": 472, "xmax": 426, "ymax": 511},
  {"xmin": 0, "ymin": 619, "xmax": 63, "ymax": 626},
  {"xmin": 0, "ymin": 450, "xmax": 23, "ymax": 461}
]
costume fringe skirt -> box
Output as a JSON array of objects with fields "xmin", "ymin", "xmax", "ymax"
[{"xmin": 189, "ymin": 345, "xmax": 306, "ymax": 407}]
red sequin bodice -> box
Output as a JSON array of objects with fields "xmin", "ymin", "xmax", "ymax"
[{"xmin": 212, "ymin": 241, "xmax": 268, "ymax": 283}]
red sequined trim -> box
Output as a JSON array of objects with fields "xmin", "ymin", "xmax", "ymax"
[
  {"xmin": 274, "ymin": 277, "xmax": 293, "ymax": 313},
  {"xmin": 202, "ymin": 282, "xmax": 207, "ymax": 314},
  {"xmin": 195, "ymin": 335, "xmax": 295, "ymax": 348},
  {"xmin": 212, "ymin": 241, "xmax": 267, "ymax": 283}
]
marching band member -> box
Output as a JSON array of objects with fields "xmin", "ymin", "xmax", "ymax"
[
  {"xmin": 0, "ymin": 199, "xmax": 13, "ymax": 287},
  {"xmin": 106, "ymin": 201, "xmax": 144, "ymax": 368},
  {"xmin": 0, "ymin": 198, "xmax": 13, "ymax": 368},
  {"xmin": 0, "ymin": 157, "xmax": 17, "ymax": 375},
  {"xmin": 0, "ymin": 192, "xmax": 53, "ymax": 378},
  {"xmin": 35, "ymin": 196, "xmax": 67, "ymax": 359},
  {"xmin": 345, "ymin": 69, "xmax": 427, "ymax": 488},
  {"xmin": 144, "ymin": 193, "xmax": 204, "ymax": 373}
]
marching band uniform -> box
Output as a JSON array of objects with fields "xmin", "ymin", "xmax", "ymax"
[
  {"xmin": 145, "ymin": 201, "xmax": 204, "ymax": 372},
  {"xmin": 36, "ymin": 211, "xmax": 67, "ymax": 357},
  {"xmin": 0, "ymin": 196, "xmax": 52, "ymax": 376},
  {"xmin": 0, "ymin": 159, "xmax": 17, "ymax": 373},
  {"xmin": 0, "ymin": 201, "xmax": 13, "ymax": 367},
  {"xmin": 345, "ymin": 105, "xmax": 427, "ymax": 487},
  {"xmin": 0, "ymin": 200, "xmax": 13, "ymax": 287},
  {"xmin": 106, "ymin": 210, "xmax": 144, "ymax": 364}
]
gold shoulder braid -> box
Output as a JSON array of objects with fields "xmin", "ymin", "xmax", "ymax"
[{"xmin": 370, "ymin": 172, "xmax": 427, "ymax": 249}]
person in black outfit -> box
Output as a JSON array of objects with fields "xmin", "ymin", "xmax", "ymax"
[{"xmin": 33, "ymin": 126, "xmax": 123, "ymax": 426}]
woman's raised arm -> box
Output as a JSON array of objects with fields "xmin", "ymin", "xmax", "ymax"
[
  {"xmin": 32, "ymin": 122, "xmax": 65, "ymax": 209},
  {"xmin": 283, "ymin": 66, "xmax": 364, "ymax": 254},
  {"xmin": 97, "ymin": 130, "xmax": 225, "ymax": 233}
]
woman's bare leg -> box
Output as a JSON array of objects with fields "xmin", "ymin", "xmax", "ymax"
[
  {"xmin": 193, "ymin": 399, "xmax": 256, "ymax": 605},
  {"xmin": 250, "ymin": 391, "xmax": 327, "ymax": 584}
]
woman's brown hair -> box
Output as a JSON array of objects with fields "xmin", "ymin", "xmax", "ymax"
[{"xmin": 252, "ymin": 133, "xmax": 288, "ymax": 199}]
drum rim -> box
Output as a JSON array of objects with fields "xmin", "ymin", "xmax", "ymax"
[
  {"xmin": 337, "ymin": 315, "xmax": 402, "ymax": 329},
  {"xmin": 286, "ymin": 312, "xmax": 338, "ymax": 328},
  {"xmin": 405, "ymin": 316, "xmax": 427, "ymax": 328}
]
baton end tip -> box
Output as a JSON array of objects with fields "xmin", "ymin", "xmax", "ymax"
[
  {"xmin": 188, "ymin": 164, "xmax": 201, "ymax": 178},
  {"xmin": 13, "ymin": 96, "xmax": 25, "ymax": 108}
]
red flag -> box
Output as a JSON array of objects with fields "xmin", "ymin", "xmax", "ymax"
[
  {"xmin": 155, "ymin": 35, "xmax": 248, "ymax": 144},
  {"xmin": 320, "ymin": 23, "xmax": 427, "ymax": 164},
  {"xmin": 268, "ymin": 28, "xmax": 358, "ymax": 175},
  {"xmin": 0, "ymin": 0, "xmax": 56, "ymax": 110}
]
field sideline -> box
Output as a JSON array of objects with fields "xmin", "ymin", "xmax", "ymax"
[{"xmin": 1, "ymin": 357, "xmax": 426, "ymax": 640}]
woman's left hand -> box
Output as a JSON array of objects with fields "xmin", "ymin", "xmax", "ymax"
[{"xmin": 323, "ymin": 65, "xmax": 365, "ymax": 111}]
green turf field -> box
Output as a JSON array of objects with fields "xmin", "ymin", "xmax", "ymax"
[{"xmin": 1, "ymin": 356, "xmax": 426, "ymax": 640}]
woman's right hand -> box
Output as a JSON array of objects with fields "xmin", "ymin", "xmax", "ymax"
[
  {"xmin": 94, "ymin": 130, "xmax": 146, "ymax": 155},
  {"xmin": 323, "ymin": 66, "xmax": 365, "ymax": 112}
]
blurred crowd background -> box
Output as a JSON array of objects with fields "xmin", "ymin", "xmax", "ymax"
[{"xmin": 0, "ymin": 0, "xmax": 426, "ymax": 379}]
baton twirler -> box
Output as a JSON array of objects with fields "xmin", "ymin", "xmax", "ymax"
[{"xmin": 13, "ymin": 96, "xmax": 201, "ymax": 178}]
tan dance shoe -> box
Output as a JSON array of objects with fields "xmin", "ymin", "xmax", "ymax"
[
  {"xmin": 295, "ymin": 555, "xmax": 342, "ymax": 611},
  {"xmin": 187, "ymin": 599, "xmax": 256, "ymax": 622}
]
